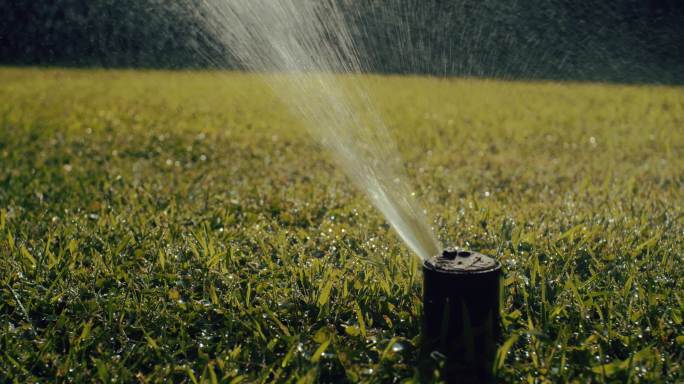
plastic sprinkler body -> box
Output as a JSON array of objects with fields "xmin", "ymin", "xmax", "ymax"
[{"xmin": 421, "ymin": 247, "xmax": 502, "ymax": 383}]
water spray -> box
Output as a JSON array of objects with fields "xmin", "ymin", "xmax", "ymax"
[
  {"xmin": 191, "ymin": 1, "xmax": 503, "ymax": 380},
  {"xmin": 421, "ymin": 247, "xmax": 502, "ymax": 383}
]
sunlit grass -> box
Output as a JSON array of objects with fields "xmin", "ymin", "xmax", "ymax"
[{"xmin": 0, "ymin": 68, "xmax": 683, "ymax": 382}]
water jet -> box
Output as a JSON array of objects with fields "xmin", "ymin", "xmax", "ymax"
[
  {"xmin": 422, "ymin": 247, "xmax": 502, "ymax": 383},
  {"xmin": 191, "ymin": 2, "xmax": 503, "ymax": 380}
]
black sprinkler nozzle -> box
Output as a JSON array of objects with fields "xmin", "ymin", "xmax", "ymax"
[{"xmin": 421, "ymin": 247, "xmax": 502, "ymax": 383}]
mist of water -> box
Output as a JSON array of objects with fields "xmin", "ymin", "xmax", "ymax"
[{"xmin": 190, "ymin": 0, "xmax": 441, "ymax": 260}]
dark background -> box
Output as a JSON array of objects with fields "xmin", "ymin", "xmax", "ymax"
[{"xmin": 1, "ymin": 0, "xmax": 683, "ymax": 84}]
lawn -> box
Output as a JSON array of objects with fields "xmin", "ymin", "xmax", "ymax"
[{"xmin": 0, "ymin": 68, "xmax": 683, "ymax": 383}]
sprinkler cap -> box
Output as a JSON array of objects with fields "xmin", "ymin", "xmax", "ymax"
[{"xmin": 424, "ymin": 247, "xmax": 499, "ymax": 274}]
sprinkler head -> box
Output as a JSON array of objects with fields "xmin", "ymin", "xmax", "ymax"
[{"xmin": 421, "ymin": 247, "xmax": 502, "ymax": 383}]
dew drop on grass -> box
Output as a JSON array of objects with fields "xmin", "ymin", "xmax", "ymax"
[{"xmin": 391, "ymin": 341, "xmax": 405, "ymax": 353}]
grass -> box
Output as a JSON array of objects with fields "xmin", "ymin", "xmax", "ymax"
[{"xmin": 0, "ymin": 67, "xmax": 683, "ymax": 383}]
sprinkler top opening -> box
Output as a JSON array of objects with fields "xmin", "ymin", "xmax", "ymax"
[{"xmin": 424, "ymin": 247, "xmax": 499, "ymax": 274}]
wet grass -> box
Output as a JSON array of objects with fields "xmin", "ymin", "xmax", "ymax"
[{"xmin": 0, "ymin": 68, "xmax": 683, "ymax": 383}]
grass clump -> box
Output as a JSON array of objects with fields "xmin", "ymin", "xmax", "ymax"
[{"xmin": 0, "ymin": 68, "xmax": 683, "ymax": 382}]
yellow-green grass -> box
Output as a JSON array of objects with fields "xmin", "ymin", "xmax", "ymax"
[{"xmin": 0, "ymin": 68, "xmax": 683, "ymax": 382}]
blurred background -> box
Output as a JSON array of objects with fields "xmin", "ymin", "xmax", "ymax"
[{"xmin": 2, "ymin": 0, "xmax": 683, "ymax": 84}]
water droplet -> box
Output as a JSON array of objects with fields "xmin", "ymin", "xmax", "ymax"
[
  {"xmin": 391, "ymin": 341, "xmax": 405, "ymax": 353},
  {"xmin": 361, "ymin": 368, "xmax": 374, "ymax": 375}
]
